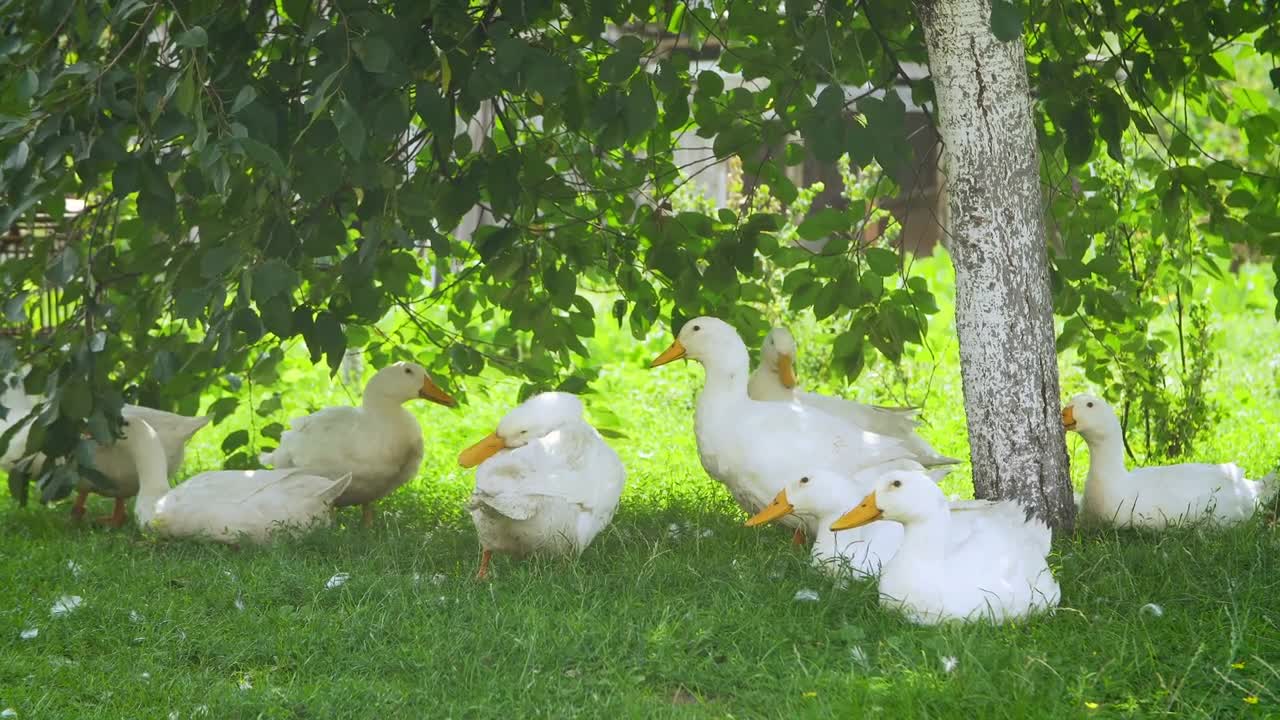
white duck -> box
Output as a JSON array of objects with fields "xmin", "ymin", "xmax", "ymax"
[
  {"xmin": 1063, "ymin": 393, "xmax": 1277, "ymax": 528},
  {"xmin": 1, "ymin": 379, "xmax": 209, "ymax": 526},
  {"xmin": 649, "ymin": 317, "xmax": 925, "ymax": 544},
  {"xmin": 259, "ymin": 361, "xmax": 456, "ymax": 526},
  {"xmin": 458, "ymin": 392, "xmax": 625, "ymax": 580},
  {"xmin": 746, "ymin": 465, "xmax": 929, "ymax": 577},
  {"xmin": 831, "ymin": 470, "xmax": 1060, "ymax": 625},
  {"xmin": 115, "ymin": 416, "xmax": 351, "ymax": 543},
  {"xmin": 747, "ymin": 327, "xmax": 958, "ymax": 467}
]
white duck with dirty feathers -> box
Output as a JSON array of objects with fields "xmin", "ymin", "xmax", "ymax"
[
  {"xmin": 831, "ymin": 470, "xmax": 1060, "ymax": 625},
  {"xmin": 650, "ymin": 317, "xmax": 931, "ymax": 542},
  {"xmin": 1063, "ymin": 393, "xmax": 1278, "ymax": 528},
  {"xmin": 1, "ymin": 378, "xmax": 210, "ymax": 526},
  {"xmin": 747, "ymin": 327, "xmax": 959, "ymax": 467},
  {"xmin": 458, "ymin": 392, "xmax": 625, "ymax": 579},
  {"xmin": 259, "ymin": 361, "xmax": 456, "ymax": 525},
  {"xmin": 118, "ymin": 417, "xmax": 351, "ymax": 544}
]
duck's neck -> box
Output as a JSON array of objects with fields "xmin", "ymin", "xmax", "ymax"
[
  {"xmin": 121, "ymin": 418, "xmax": 170, "ymax": 528},
  {"xmin": 547, "ymin": 420, "xmax": 594, "ymax": 461},
  {"xmin": 1080, "ymin": 424, "xmax": 1128, "ymax": 500},
  {"xmin": 895, "ymin": 508, "xmax": 950, "ymax": 570},
  {"xmin": 697, "ymin": 344, "xmax": 751, "ymax": 407},
  {"xmin": 362, "ymin": 393, "xmax": 408, "ymax": 413}
]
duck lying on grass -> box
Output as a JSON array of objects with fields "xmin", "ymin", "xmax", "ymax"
[
  {"xmin": 458, "ymin": 392, "xmax": 625, "ymax": 580},
  {"xmin": 830, "ymin": 470, "xmax": 1060, "ymax": 625},
  {"xmin": 120, "ymin": 417, "xmax": 351, "ymax": 544},
  {"xmin": 1064, "ymin": 394, "xmax": 1277, "ymax": 528}
]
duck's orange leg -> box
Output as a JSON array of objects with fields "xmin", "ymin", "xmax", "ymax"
[
  {"xmin": 69, "ymin": 489, "xmax": 90, "ymax": 522},
  {"xmin": 792, "ymin": 527, "xmax": 807, "ymax": 546},
  {"xmin": 475, "ymin": 549, "xmax": 492, "ymax": 581},
  {"xmin": 96, "ymin": 498, "xmax": 128, "ymax": 528}
]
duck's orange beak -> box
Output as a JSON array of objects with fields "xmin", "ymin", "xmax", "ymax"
[
  {"xmin": 458, "ymin": 432, "xmax": 506, "ymax": 467},
  {"xmin": 830, "ymin": 491, "xmax": 882, "ymax": 531},
  {"xmin": 649, "ymin": 339, "xmax": 687, "ymax": 368},
  {"xmin": 744, "ymin": 490, "xmax": 795, "ymax": 527},
  {"xmin": 419, "ymin": 377, "xmax": 458, "ymax": 407},
  {"xmin": 777, "ymin": 353, "xmax": 797, "ymax": 388},
  {"xmin": 1061, "ymin": 406, "xmax": 1076, "ymax": 431}
]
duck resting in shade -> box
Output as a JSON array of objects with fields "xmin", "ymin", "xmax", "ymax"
[
  {"xmin": 117, "ymin": 417, "xmax": 351, "ymax": 543},
  {"xmin": 831, "ymin": 470, "xmax": 1060, "ymax": 624},
  {"xmin": 458, "ymin": 392, "xmax": 625, "ymax": 580},
  {"xmin": 649, "ymin": 316, "xmax": 942, "ymax": 550},
  {"xmin": 747, "ymin": 326, "xmax": 958, "ymax": 467},
  {"xmin": 259, "ymin": 361, "xmax": 456, "ymax": 526},
  {"xmin": 1063, "ymin": 393, "xmax": 1278, "ymax": 528},
  {"xmin": 746, "ymin": 464, "xmax": 936, "ymax": 577},
  {"xmin": 0, "ymin": 379, "xmax": 210, "ymax": 527}
]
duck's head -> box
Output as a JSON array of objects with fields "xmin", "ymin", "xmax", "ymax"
[
  {"xmin": 760, "ymin": 327, "xmax": 798, "ymax": 388},
  {"xmin": 1061, "ymin": 393, "xmax": 1119, "ymax": 442},
  {"xmin": 830, "ymin": 470, "xmax": 945, "ymax": 530},
  {"xmin": 458, "ymin": 392, "xmax": 585, "ymax": 468},
  {"xmin": 744, "ymin": 470, "xmax": 852, "ymax": 527},
  {"xmin": 366, "ymin": 361, "xmax": 457, "ymax": 407},
  {"xmin": 649, "ymin": 316, "xmax": 745, "ymax": 369}
]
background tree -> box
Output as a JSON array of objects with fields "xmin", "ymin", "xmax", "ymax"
[{"xmin": 1, "ymin": 0, "xmax": 1276, "ymax": 528}]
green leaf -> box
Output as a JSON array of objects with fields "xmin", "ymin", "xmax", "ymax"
[
  {"xmin": 625, "ymin": 78, "xmax": 657, "ymax": 139},
  {"xmin": 599, "ymin": 36, "xmax": 642, "ymax": 84},
  {"xmin": 865, "ymin": 247, "xmax": 899, "ymax": 276},
  {"xmin": 696, "ymin": 70, "xmax": 724, "ymax": 98},
  {"xmin": 796, "ymin": 208, "xmax": 849, "ymax": 241},
  {"xmin": 230, "ymin": 86, "xmax": 257, "ymax": 114},
  {"xmin": 990, "ymin": 0, "xmax": 1026, "ymax": 42},
  {"xmin": 16, "ymin": 69, "xmax": 38, "ymax": 102},
  {"xmin": 259, "ymin": 296, "xmax": 294, "ymax": 338},
  {"xmin": 221, "ymin": 429, "xmax": 249, "ymax": 453},
  {"xmin": 1062, "ymin": 104, "xmax": 1094, "ymax": 166},
  {"xmin": 237, "ymin": 138, "xmax": 287, "ymax": 177},
  {"xmin": 250, "ymin": 260, "xmax": 299, "ymax": 303},
  {"xmin": 232, "ymin": 307, "xmax": 263, "ymax": 341},
  {"xmin": 200, "ymin": 245, "xmax": 239, "ymax": 279},
  {"xmin": 59, "ymin": 380, "xmax": 92, "ymax": 420},
  {"xmin": 175, "ymin": 26, "xmax": 209, "ymax": 48},
  {"xmin": 415, "ymin": 83, "xmax": 454, "ymax": 141},
  {"xmin": 355, "ymin": 35, "xmax": 393, "ymax": 74},
  {"xmin": 309, "ymin": 311, "xmax": 347, "ymax": 371},
  {"xmin": 333, "ymin": 99, "xmax": 366, "ymax": 160}
]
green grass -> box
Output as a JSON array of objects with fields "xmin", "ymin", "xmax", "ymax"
[{"xmin": 2, "ymin": 255, "xmax": 1279, "ymax": 718}]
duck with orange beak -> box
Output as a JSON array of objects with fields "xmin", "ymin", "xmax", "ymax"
[
  {"xmin": 747, "ymin": 327, "xmax": 960, "ymax": 468},
  {"xmin": 259, "ymin": 361, "xmax": 457, "ymax": 526},
  {"xmin": 457, "ymin": 392, "xmax": 625, "ymax": 580},
  {"xmin": 827, "ymin": 470, "xmax": 1060, "ymax": 624},
  {"xmin": 648, "ymin": 316, "xmax": 929, "ymax": 546}
]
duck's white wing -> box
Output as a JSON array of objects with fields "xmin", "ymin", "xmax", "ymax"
[
  {"xmin": 260, "ymin": 406, "xmax": 370, "ymax": 473},
  {"xmin": 796, "ymin": 392, "xmax": 959, "ymax": 466},
  {"xmin": 155, "ymin": 469, "xmax": 348, "ymax": 541},
  {"xmin": 1121, "ymin": 463, "xmax": 1265, "ymax": 524}
]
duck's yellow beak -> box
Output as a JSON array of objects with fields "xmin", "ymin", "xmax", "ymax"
[
  {"xmin": 830, "ymin": 491, "xmax": 882, "ymax": 531},
  {"xmin": 1061, "ymin": 406, "xmax": 1076, "ymax": 431},
  {"xmin": 419, "ymin": 377, "xmax": 458, "ymax": 407},
  {"xmin": 649, "ymin": 339, "xmax": 687, "ymax": 368},
  {"xmin": 458, "ymin": 431, "xmax": 506, "ymax": 468},
  {"xmin": 777, "ymin": 353, "xmax": 797, "ymax": 388},
  {"xmin": 744, "ymin": 490, "xmax": 795, "ymax": 527}
]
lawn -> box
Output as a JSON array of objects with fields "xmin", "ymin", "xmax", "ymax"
[{"xmin": 2, "ymin": 255, "xmax": 1278, "ymax": 718}]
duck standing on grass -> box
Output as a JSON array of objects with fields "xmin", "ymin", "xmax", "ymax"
[
  {"xmin": 649, "ymin": 316, "xmax": 937, "ymax": 558},
  {"xmin": 118, "ymin": 417, "xmax": 351, "ymax": 543},
  {"xmin": 259, "ymin": 361, "xmax": 456, "ymax": 526},
  {"xmin": 1063, "ymin": 393, "xmax": 1278, "ymax": 528},
  {"xmin": 831, "ymin": 470, "xmax": 1060, "ymax": 624},
  {"xmin": 457, "ymin": 392, "xmax": 625, "ymax": 580},
  {"xmin": 1, "ymin": 380, "xmax": 210, "ymax": 527},
  {"xmin": 747, "ymin": 326, "xmax": 959, "ymax": 467}
]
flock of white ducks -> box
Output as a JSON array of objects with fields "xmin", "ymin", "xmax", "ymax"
[{"xmin": 1, "ymin": 317, "xmax": 1275, "ymax": 625}]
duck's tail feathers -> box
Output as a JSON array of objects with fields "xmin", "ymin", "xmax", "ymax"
[
  {"xmin": 318, "ymin": 473, "xmax": 352, "ymax": 505},
  {"xmin": 259, "ymin": 448, "xmax": 284, "ymax": 467},
  {"xmin": 179, "ymin": 414, "xmax": 213, "ymax": 440},
  {"xmin": 1259, "ymin": 471, "xmax": 1279, "ymax": 504}
]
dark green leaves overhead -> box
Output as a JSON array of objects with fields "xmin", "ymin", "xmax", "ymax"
[{"xmin": 989, "ymin": 1, "xmax": 1026, "ymax": 42}]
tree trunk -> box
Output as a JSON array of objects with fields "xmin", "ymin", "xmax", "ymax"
[{"xmin": 915, "ymin": 0, "xmax": 1075, "ymax": 529}]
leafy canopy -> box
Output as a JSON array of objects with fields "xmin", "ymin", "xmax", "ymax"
[{"xmin": 1, "ymin": 0, "xmax": 1278, "ymax": 501}]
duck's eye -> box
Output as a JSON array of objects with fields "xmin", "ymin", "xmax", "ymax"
[
  {"xmin": 799, "ymin": 476, "xmax": 810, "ymax": 485},
  {"xmin": 891, "ymin": 480, "xmax": 902, "ymax": 488},
  {"xmin": 404, "ymin": 367, "xmax": 412, "ymax": 375},
  {"xmin": 692, "ymin": 324, "xmax": 701, "ymax": 331},
  {"xmin": 1086, "ymin": 401, "xmax": 1094, "ymax": 408}
]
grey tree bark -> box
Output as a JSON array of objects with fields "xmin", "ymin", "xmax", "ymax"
[{"xmin": 915, "ymin": 0, "xmax": 1076, "ymax": 529}]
